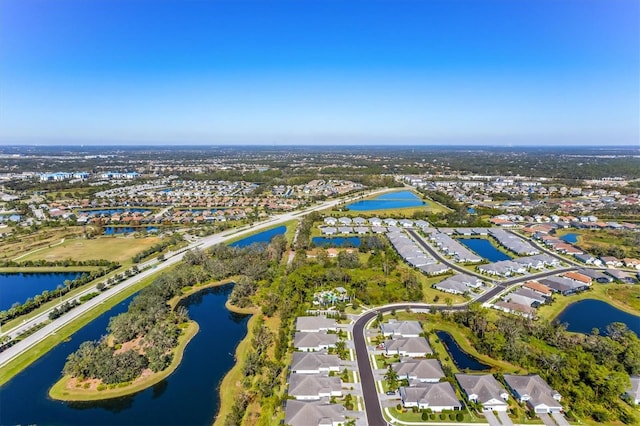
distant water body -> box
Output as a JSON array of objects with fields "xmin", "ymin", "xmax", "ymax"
[
  {"xmin": 229, "ymin": 225, "xmax": 286, "ymax": 248},
  {"xmin": 346, "ymin": 191, "xmax": 425, "ymax": 211}
]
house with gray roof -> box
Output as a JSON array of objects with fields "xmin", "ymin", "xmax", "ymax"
[
  {"xmin": 626, "ymin": 376, "xmax": 640, "ymax": 405},
  {"xmin": 380, "ymin": 320, "xmax": 423, "ymax": 338},
  {"xmin": 352, "ymin": 217, "xmax": 366, "ymax": 225},
  {"xmin": 399, "ymin": 382, "xmax": 462, "ymax": 412},
  {"xmin": 354, "ymin": 226, "xmax": 369, "ymax": 235},
  {"xmin": 419, "ymin": 263, "xmax": 450, "ymax": 276},
  {"xmin": 338, "ymin": 217, "xmax": 352, "ymax": 225},
  {"xmin": 503, "ymin": 374, "xmax": 563, "ymax": 414},
  {"xmin": 296, "ymin": 316, "xmax": 338, "ymax": 333},
  {"xmin": 284, "ymin": 400, "xmax": 345, "ymax": 426},
  {"xmin": 321, "ymin": 226, "xmax": 337, "ymax": 236},
  {"xmin": 294, "ymin": 332, "xmax": 338, "ymax": 351},
  {"xmin": 455, "ymin": 374, "xmax": 509, "ymax": 412},
  {"xmin": 384, "ymin": 337, "xmax": 433, "ymax": 357},
  {"xmin": 512, "ymin": 288, "xmax": 547, "ymax": 304},
  {"xmin": 337, "ymin": 226, "xmax": 352, "ymax": 235},
  {"xmin": 288, "ymin": 373, "xmax": 342, "ymax": 400},
  {"xmin": 290, "ymin": 352, "xmax": 341, "ymax": 374},
  {"xmin": 323, "ymin": 217, "xmax": 337, "ymax": 226},
  {"xmin": 394, "ymin": 359, "xmax": 445, "ymax": 383},
  {"xmin": 368, "ymin": 217, "xmax": 382, "ymax": 226}
]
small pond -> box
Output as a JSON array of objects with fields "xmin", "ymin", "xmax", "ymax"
[
  {"xmin": 229, "ymin": 225, "xmax": 286, "ymax": 248},
  {"xmin": 78, "ymin": 209, "xmax": 151, "ymax": 216},
  {"xmin": 458, "ymin": 238, "xmax": 512, "ymax": 262},
  {"xmin": 311, "ymin": 237, "xmax": 361, "ymax": 247},
  {"xmin": 435, "ymin": 330, "xmax": 490, "ymax": 371},
  {"xmin": 346, "ymin": 191, "xmax": 426, "ymax": 211},
  {"xmin": 556, "ymin": 299, "xmax": 640, "ymax": 336},
  {"xmin": 0, "ymin": 272, "xmax": 83, "ymax": 311},
  {"xmin": 559, "ymin": 233, "xmax": 579, "ymax": 243}
]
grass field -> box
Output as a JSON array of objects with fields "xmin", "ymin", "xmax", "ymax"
[
  {"xmin": 20, "ymin": 236, "xmax": 162, "ymax": 264},
  {"xmin": 555, "ymin": 229, "xmax": 640, "ymax": 258},
  {"xmin": 1, "ymin": 228, "xmax": 85, "ymax": 261}
]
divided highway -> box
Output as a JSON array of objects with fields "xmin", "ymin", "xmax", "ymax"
[{"xmin": 0, "ymin": 189, "xmax": 392, "ymax": 370}]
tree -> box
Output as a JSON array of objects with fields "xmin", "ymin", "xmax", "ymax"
[{"xmin": 384, "ymin": 364, "xmax": 399, "ymax": 391}]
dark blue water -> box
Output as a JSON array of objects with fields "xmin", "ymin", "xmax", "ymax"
[
  {"xmin": 311, "ymin": 237, "xmax": 361, "ymax": 247},
  {"xmin": 435, "ymin": 331, "xmax": 490, "ymax": 371},
  {"xmin": 104, "ymin": 227, "xmax": 158, "ymax": 235},
  {"xmin": 79, "ymin": 209, "xmax": 151, "ymax": 216},
  {"xmin": 0, "ymin": 284, "xmax": 249, "ymax": 425},
  {"xmin": 458, "ymin": 238, "xmax": 512, "ymax": 262},
  {"xmin": 346, "ymin": 191, "xmax": 426, "ymax": 211},
  {"xmin": 0, "ymin": 272, "xmax": 82, "ymax": 311},
  {"xmin": 556, "ymin": 299, "xmax": 640, "ymax": 336},
  {"xmin": 559, "ymin": 233, "xmax": 578, "ymax": 243},
  {"xmin": 229, "ymin": 226, "xmax": 286, "ymax": 248}
]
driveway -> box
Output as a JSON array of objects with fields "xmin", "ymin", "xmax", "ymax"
[
  {"xmin": 538, "ymin": 412, "xmax": 556, "ymax": 426},
  {"xmin": 483, "ymin": 410, "xmax": 501, "ymax": 426},
  {"xmin": 551, "ymin": 412, "xmax": 570, "ymax": 426},
  {"xmin": 497, "ymin": 410, "xmax": 515, "ymax": 425}
]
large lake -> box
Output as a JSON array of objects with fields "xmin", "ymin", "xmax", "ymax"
[
  {"xmin": 346, "ymin": 191, "xmax": 426, "ymax": 211},
  {"xmin": 0, "ymin": 284, "xmax": 249, "ymax": 425},
  {"xmin": 458, "ymin": 238, "xmax": 512, "ymax": 262},
  {"xmin": 0, "ymin": 272, "xmax": 82, "ymax": 311},
  {"xmin": 229, "ymin": 225, "xmax": 286, "ymax": 248},
  {"xmin": 556, "ymin": 299, "xmax": 640, "ymax": 336}
]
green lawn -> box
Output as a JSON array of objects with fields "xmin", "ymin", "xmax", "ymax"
[
  {"xmin": 20, "ymin": 235, "xmax": 163, "ymax": 264},
  {"xmin": 536, "ymin": 284, "xmax": 640, "ymax": 320}
]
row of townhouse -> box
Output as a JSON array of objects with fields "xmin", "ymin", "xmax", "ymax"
[
  {"xmin": 286, "ymin": 316, "xmax": 348, "ymax": 426},
  {"xmin": 432, "ymin": 274, "xmax": 483, "ymax": 295},
  {"xmin": 477, "ymin": 254, "xmax": 560, "ymax": 278},
  {"xmin": 386, "ymin": 231, "xmax": 450, "ymax": 276},
  {"xmin": 427, "ymin": 232, "xmax": 482, "ymax": 263}
]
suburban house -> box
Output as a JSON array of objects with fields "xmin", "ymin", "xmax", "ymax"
[
  {"xmin": 493, "ymin": 301, "xmax": 537, "ymax": 319},
  {"xmin": 522, "ymin": 281, "xmax": 553, "ymax": 297},
  {"xmin": 455, "ymin": 374, "xmax": 509, "ymax": 412},
  {"xmin": 626, "ymin": 376, "xmax": 640, "ymax": 405},
  {"xmin": 296, "ymin": 316, "xmax": 338, "ymax": 333},
  {"xmin": 284, "ymin": 400, "xmax": 345, "ymax": 426},
  {"xmin": 380, "ymin": 320, "xmax": 423, "ymax": 338},
  {"xmin": 562, "ymin": 271, "xmax": 592, "ymax": 286},
  {"xmin": 290, "ymin": 352, "xmax": 341, "ymax": 375},
  {"xmin": 601, "ymin": 256, "xmax": 623, "ymax": 268},
  {"xmin": 393, "ymin": 359, "xmax": 445, "ymax": 383},
  {"xmin": 577, "ymin": 268, "xmax": 613, "ymax": 283},
  {"xmin": 384, "ymin": 337, "xmax": 433, "ymax": 357},
  {"xmin": 605, "ymin": 269, "xmax": 637, "ymax": 283},
  {"xmin": 503, "ymin": 374, "xmax": 563, "ymax": 414},
  {"xmin": 294, "ymin": 332, "xmax": 338, "ymax": 351},
  {"xmin": 399, "ymin": 382, "xmax": 462, "ymax": 412},
  {"xmin": 287, "ymin": 374, "xmax": 342, "ymax": 400},
  {"xmin": 574, "ymin": 253, "xmax": 601, "ymax": 266}
]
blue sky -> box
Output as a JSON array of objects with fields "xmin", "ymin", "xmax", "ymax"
[{"xmin": 1, "ymin": 0, "xmax": 638, "ymax": 145}]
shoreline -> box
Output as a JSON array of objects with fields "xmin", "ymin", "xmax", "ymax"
[
  {"xmin": 48, "ymin": 278, "xmax": 239, "ymax": 402},
  {"xmin": 48, "ymin": 321, "xmax": 199, "ymax": 402}
]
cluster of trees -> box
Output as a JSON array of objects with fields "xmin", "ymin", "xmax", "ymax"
[
  {"xmin": 450, "ymin": 308, "xmax": 639, "ymax": 424},
  {"xmin": 0, "ymin": 259, "xmax": 117, "ymax": 268},
  {"xmin": 131, "ymin": 233, "xmax": 184, "ymax": 263},
  {"xmin": 63, "ymin": 261, "xmax": 196, "ymax": 383},
  {"xmin": 48, "ymin": 299, "xmax": 80, "ymax": 320},
  {"xmin": 0, "ymin": 265, "xmax": 120, "ymax": 325}
]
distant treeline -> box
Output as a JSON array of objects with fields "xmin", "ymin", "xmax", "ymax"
[{"xmin": 0, "ymin": 259, "xmax": 117, "ymax": 268}]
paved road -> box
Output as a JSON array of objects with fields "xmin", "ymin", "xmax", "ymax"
[{"xmin": 0, "ymin": 188, "xmax": 393, "ymax": 370}]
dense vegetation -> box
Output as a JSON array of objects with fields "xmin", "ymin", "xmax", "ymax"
[
  {"xmin": 62, "ymin": 237, "xmax": 286, "ymax": 387},
  {"xmin": 450, "ymin": 307, "xmax": 640, "ymax": 424}
]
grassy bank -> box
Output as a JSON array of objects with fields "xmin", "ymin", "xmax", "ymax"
[
  {"xmin": 48, "ymin": 321, "xmax": 199, "ymax": 401},
  {"xmin": 0, "ymin": 267, "xmax": 174, "ymax": 387},
  {"xmin": 213, "ymin": 303, "xmax": 258, "ymax": 426}
]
